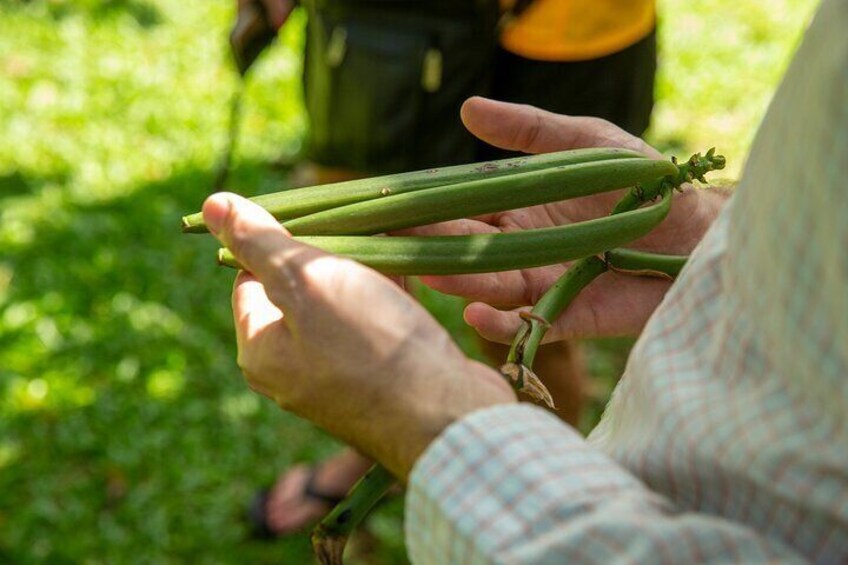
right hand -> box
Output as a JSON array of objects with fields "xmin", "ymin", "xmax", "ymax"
[
  {"xmin": 407, "ymin": 97, "xmax": 729, "ymax": 343},
  {"xmin": 202, "ymin": 193, "xmax": 515, "ymax": 480},
  {"xmin": 238, "ymin": 0, "xmax": 295, "ymax": 30}
]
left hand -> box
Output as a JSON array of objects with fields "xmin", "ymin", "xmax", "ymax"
[
  {"xmin": 403, "ymin": 97, "xmax": 727, "ymax": 343},
  {"xmin": 203, "ymin": 193, "xmax": 515, "ymax": 480}
]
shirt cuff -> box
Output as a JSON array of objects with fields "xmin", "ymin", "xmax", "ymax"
[
  {"xmin": 403, "ymin": 403, "xmax": 805, "ymax": 565},
  {"xmin": 404, "ymin": 403, "xmax": 645, "ymax": 563}
]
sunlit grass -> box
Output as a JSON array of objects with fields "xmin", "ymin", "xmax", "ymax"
[{"xmin": 652, "ymin": 0, "xmax": 819, "ymax": 177}]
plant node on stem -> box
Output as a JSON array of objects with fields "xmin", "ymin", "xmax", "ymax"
[
  {"xmin": 499, "ymin": 361, "xmax": 555, "ymax": 408},
  {"xmin": 611, "ymin": 149, "xmax": 726, "ymax": 215},
  {"xmin": 499, "ymin": 255, "xmax": 609, "ymax": 408}
]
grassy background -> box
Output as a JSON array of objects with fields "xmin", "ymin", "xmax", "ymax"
[{"xmin": 0, "ymin": 0, "xmax": 818, "ymax": 562}]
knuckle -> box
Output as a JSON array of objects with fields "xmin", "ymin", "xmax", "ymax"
[
  {"xmin": 244, "ymin": 378, "xmax": 262, "ymax": 396},
  {"xmin": 512, "ymin": 109, "xmax": 543, "ymax": 151},
  {"xmin": 236, "ymin": 349, "xmax": 267, "ymax": 386},
  {"xmin": 224, "ymin": 209, "xmax": 250, "ymax": 257},
  {"xmin": 236, "ymin": 353, "xmax": 255, "ymax": 380},
  {"xmin": 239, "ymin": 360, "xmax": 287, "ymax": 405},
  {"xmin": 265, "ymin": 251, "xmax": 304, "ymax": 296}
]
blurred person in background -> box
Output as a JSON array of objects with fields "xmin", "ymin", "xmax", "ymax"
[{"xmin": 239, "ymin": 0, "xmax": 658, "ymax": 537}]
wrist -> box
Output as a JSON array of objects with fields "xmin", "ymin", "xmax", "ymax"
[{"xmin": 371, "ymin": 360, "xmax": 516, "ymax": 481}]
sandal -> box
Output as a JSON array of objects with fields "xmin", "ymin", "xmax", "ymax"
[{"xmin": 246, "ymin": 465, "xmax": 346, "ymax": 540}]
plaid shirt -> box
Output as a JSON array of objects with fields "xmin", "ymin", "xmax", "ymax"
[{"xmin": 406, "ymin": 0, "xmax": 848, "ymax": 562}]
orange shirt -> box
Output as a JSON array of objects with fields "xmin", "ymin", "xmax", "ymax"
[{"xmin": 500, "ymin": 0, "xmax": 656, "ymax": 61}]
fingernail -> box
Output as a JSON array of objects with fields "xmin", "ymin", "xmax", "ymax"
[{"xmin": 203, "ymin": 193, "xmax": 232, "ymax": 236}]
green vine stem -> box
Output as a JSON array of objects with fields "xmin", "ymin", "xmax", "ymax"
[
  {"xmin": 311, "ymin": 464, "xmax": 396, "ymax": 565},
  {"xmin": 499, "ymin": 185, "xmax": 675, "ymax": 406},
  {"xmin": 505, "ymin": 248, "xmax": 691, "ymax": 367},
  {"xmin": 611, "ymin": 148, "xmax": 726, "ymax": 215},
  {"xmin": 605, "ymin": 248, "xmax": 688, "ymax": 279},
  {"xmin": 500, "ymin": 255, "xmax": 608, "ymax": 407}
]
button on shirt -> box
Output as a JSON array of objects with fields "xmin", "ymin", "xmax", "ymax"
[{"xmin": 406, "ymin": 0, "xmax": 848, "ymax": 562}]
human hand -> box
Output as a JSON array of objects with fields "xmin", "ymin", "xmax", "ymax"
[
  {"xmin": 202, "ymin": 193, "xmax": 515, "ymax": 480},
  {"xmin": 410, "ymin": 97, "xmax": 728, "ymax": 343},
  {"xmin": 238, "ymin": 0, "xmax": 295, "ymax": 30}
]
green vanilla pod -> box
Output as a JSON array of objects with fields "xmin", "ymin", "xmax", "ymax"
[
  {"xmin": 217, "ymin": 189, "xmax": 672, "ymax": 275},
  {"xmin": 281, "ymin": 157, "xmax": 678, "ymax": 236},
  {"xmin": 181, "ymin": 147, "xmax": 646, "ymax": 233}
]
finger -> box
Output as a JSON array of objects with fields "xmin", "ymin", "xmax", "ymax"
[
  {"xmin": 419, "ymin": 259, "xmax": 565, "ymax": 306},
  {"xmin": 464, "ymin": 302, "xmax": 574, "ymax": 345},
  {"xmin": 419, "ymin": 270, "xmax": 528, "ymax": 306},
  {"xmin": 204, "ymin": 192, "xmax": 324, "ymax": 314},
  {"xmin": 460, "ymin": 96, "xmax": 661, "ymax": 157},
  {"xmin": 561, "ymin": 273, "xmax": 673, "ymax": 338},
  {"xmin": 232, "ymin": 271, "xmax": 285, "ymax": 344},
  {"xmin": 463, "ymin": 303, "xmax": 525, "ymax": 344}
]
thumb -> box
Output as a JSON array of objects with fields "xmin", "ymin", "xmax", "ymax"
[
  {"xmin": 463, "ymin": 302, "xmax": 524, "ymax": 344},
  {"xmin": 203, "ymin": 192, "xmax": 322, "ymax": 314},
  {"xmin": 460, "ymin": 96, "xmax": 660, "ymax": 157}
]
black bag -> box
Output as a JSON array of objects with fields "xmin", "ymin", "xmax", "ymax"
[{"xmin": 301, "ymin": 0, "xmax": 500, "ymax": 173}]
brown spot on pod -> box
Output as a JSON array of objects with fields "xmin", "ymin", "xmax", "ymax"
[{"xmin": 475, "ymin": 163, "xmax": 499, "ymax": 173}]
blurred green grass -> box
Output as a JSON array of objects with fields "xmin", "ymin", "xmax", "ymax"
[{"xmin": 0, "ymin": 0, "xmax": 819, "ymax": 562}]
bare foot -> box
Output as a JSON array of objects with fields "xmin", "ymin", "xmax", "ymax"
[{"xmin": 266, "ymin": 450, "xmax": 373, "ymax": 535}]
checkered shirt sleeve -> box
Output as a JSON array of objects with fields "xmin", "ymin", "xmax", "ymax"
[{"xmin": 406, "ymin": 0, "xmax": 848, "ymax": 562}]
